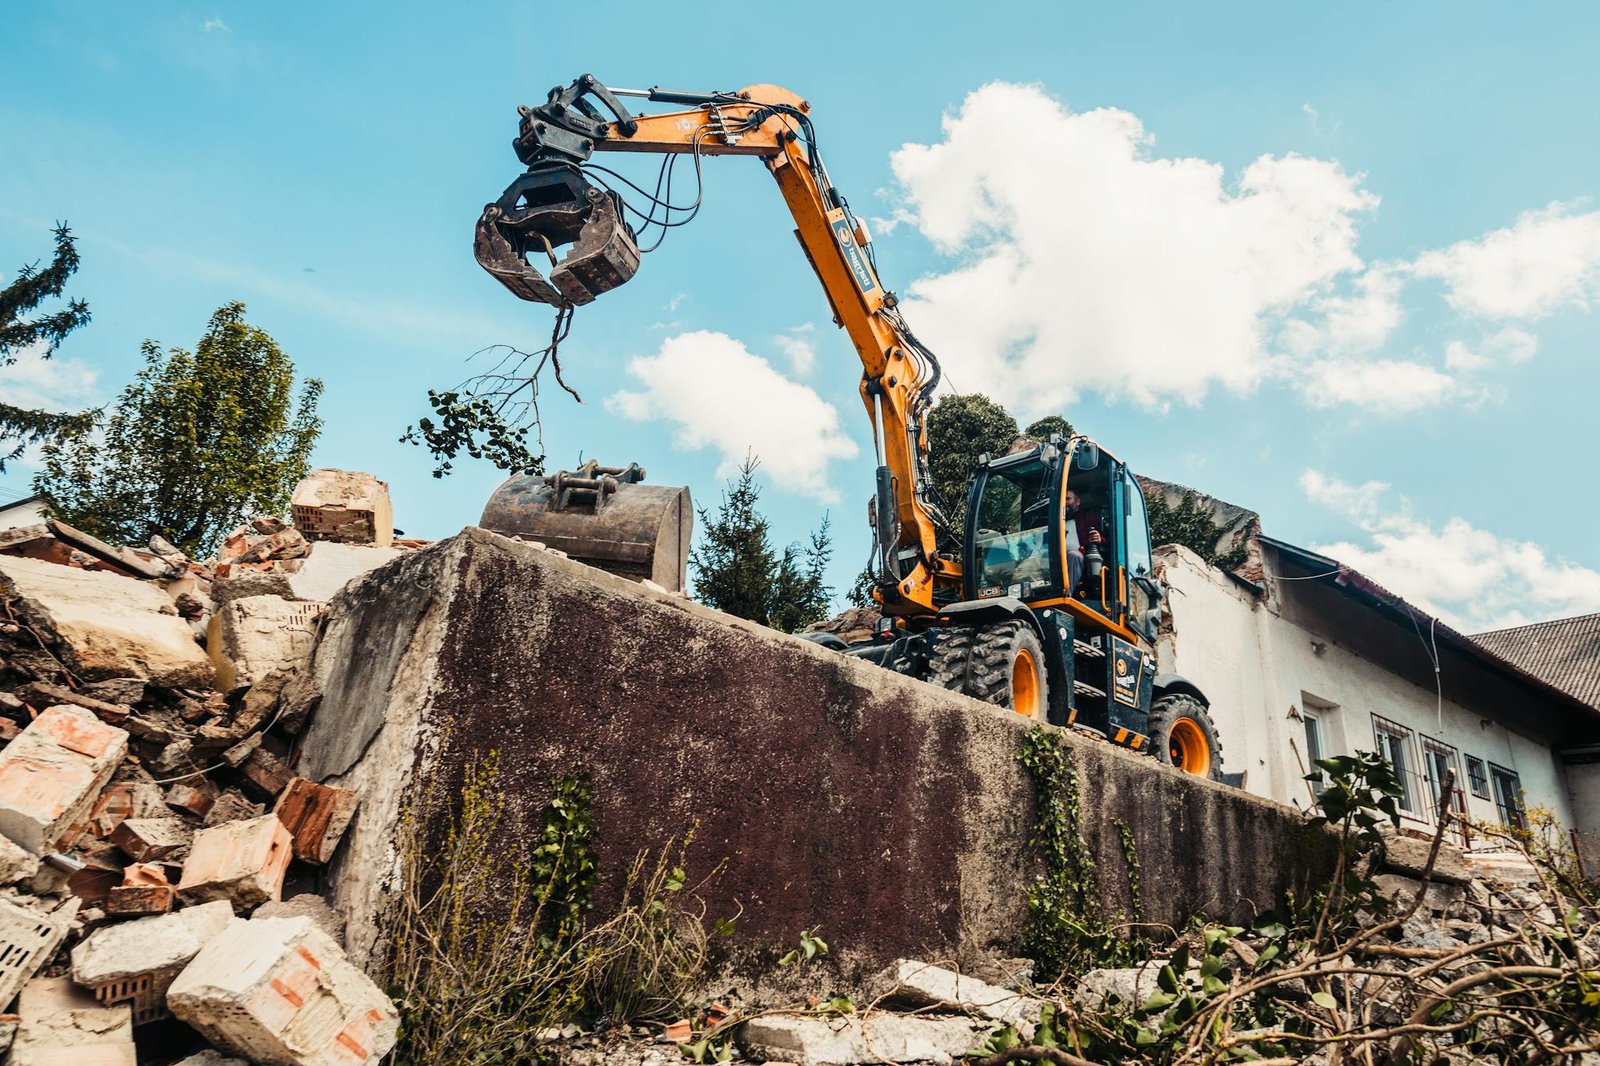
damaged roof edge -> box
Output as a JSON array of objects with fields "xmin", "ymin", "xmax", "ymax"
[{"xmin": 1257, "ymin": 535, "xmax": 1600, "ymax": 732}]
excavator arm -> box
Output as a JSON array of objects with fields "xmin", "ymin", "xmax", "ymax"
[{"xmin": 475, "ymin": 75, "xmax": 959, "ymax": 616}]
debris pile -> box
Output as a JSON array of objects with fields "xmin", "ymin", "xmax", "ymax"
[{"xmin": 0, "ymin": 470, "xmax": 405, "ymax": 1064}]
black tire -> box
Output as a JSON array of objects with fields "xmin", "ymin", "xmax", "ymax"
[
  {"xmin": 1146, "ymin": 693, "xmax": 1225, "ymax": 781},
  {"xmin": 926, "ymin": 621, "xmax": 1049, "ymax": 720}
]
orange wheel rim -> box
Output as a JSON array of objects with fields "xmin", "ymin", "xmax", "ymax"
[
  {"xmin": 1169, "ymin": 717, "xmax": 1211, "ymax": 776},
  {"xmin": 1013, "ymin": 647, "xmax": 1040, "ymax": 718}
]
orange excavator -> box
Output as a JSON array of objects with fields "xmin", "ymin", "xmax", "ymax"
[{"xmin": 473, "ymin": 74, "xmax": 1225, "ymax": 779}]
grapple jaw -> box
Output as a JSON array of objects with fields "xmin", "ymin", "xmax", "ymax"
[{"xmin": 474, "ymin": 166, "xmax": 641, "ymax": 307}]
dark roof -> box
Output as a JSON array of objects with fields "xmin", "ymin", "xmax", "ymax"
[
  {"xmin": 1473, "ymin": 614, "xmax": 1600, "ymax": 713},
  {"xmin": 1257, "ymin": 535, "xmax": 1600, "ymax": 734},
  {"xmin": 0, "ymin": 495, "xmax": 42, "ymax": 512}
]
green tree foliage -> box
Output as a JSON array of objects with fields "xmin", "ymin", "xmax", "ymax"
[
  {"xmin": 0, "ymin": 225, "xmax": 95, "ymax": 471},
  {"xmin": 1145, "ymin": 487, "xmax": 1249, "ymax": 571},
  {"xmin": 926, "ymin": 393, "xmax": 1018, "ymax": 532},
  {"xmin": 1023, "ymin": 414, "xmax": 1074, "ymax": 441},
  {"xmin": 35, "ymin": 302, "xmax": 323, "ymax": 556},
  {"xmin": 690, "ymin": 456, "xmax": 833, "ymax": 632}
]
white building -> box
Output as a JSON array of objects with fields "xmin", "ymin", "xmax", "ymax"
[
  {"xmin": 1155, "ymin": 535, "xmax": 1600, "ymax": 861},
  {"xmin": 0, "ymin": 494, "xmax": 47, "ymax": 531}
]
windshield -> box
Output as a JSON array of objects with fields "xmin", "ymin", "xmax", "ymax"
[{"xmin": 972, "ymin": 458, "xmax": 1054, "ymax": 596}]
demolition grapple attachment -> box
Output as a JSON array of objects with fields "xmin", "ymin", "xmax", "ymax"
[{"xmin": 474, "ymin": 166, "xmax": 641, "ymax": 307}]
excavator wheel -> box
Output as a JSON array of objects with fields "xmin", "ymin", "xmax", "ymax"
[
  {"xmin": 1146, "ymin": 693, "xmax": 1225, "ymax": 781},
  {"xmin": 926, "ymin": 621, "xmax": 1048, "ymax": 720}
]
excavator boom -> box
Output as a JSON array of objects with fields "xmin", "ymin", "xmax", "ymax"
[{"xmin": 474, "ymin": 75, "xmax": 957, "ymax": 617}]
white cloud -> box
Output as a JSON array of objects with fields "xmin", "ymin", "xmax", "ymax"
[
  {"xmin": 1295, "ymin": 358, "xmax": 1465, "ymax": 413},
  {"xmin": 773, "ymin": 324, "xmax": 817, "ymax": 375},
  {"xmin": 605, "ymin": 330, "xmax": 858, "ymax": 502},
  {"xmin": 1409, "ymin": 201, "xmax": 1600, "ymax": 318},
  {"xmin": 202, "ymin": 18, "xmax": 229, "ymax": 32},
  {"xmin": 1443, "ymin": 327, "xmax": 1537, "ymax": 372},
  {"xmin": 1300, "ymin": 469, "xmax": 1600, "ymax": 630},
  {"xmin": 887, "ymin": 83, "xmax": 1378, "ymax": 416},
  {"xmin": 0, "ymin": 342, "xmax": 100, "ymax": 415}
]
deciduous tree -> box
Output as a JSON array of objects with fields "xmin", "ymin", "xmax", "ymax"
[{"xmin": 35, "ymin": 302, "xmax": 323, "ymax": 556}]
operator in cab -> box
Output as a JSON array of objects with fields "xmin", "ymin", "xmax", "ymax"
[{"xmin": 1063, "ymin": 488, "xmax": 1103, "ymax": 594}]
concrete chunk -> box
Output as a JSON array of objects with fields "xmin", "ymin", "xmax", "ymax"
[
  {"xmin": 74, "ymin": 899, "xmax": 235, "ymax": 984},
  {"xmin": 207, "ymin": 595, "xmax": 324, "ymax": 693},
  {"xmin": 0, "ymin": 554, "xmax": 213, "ymax": 687},
  {"xmin": 173, "ymin": 1053, "xmax": 250, "ymax": 1066},
  {"xmin": 9, "ymin": 976, "xmax": 134, "ymax": 1066},
  {"xmin": 167, "ymin": 915, "xmax": 399, "ymax": 1066},
  {"xmin": 886, "ymin": 958, "xmax": 1042, "ymax": 1039},
  {"xmin": 0, "ymin": 705, "xmax": 129, "ymax": 853},
  {"xmin": 179, "ymin": 814, "xmax": 292, "ymax": 910},
  {"xmin": 0, "ymin": 833, "xmax": 40, "ymax": 884},
  {"xmin": 1379, "ymin": 829, "xmax": 1470, "ymax": 886},
  {"xmin": 282, "ymin": 542, "xmax": 401, "ymax": 603},
  {"xmin": 291, "ymin": 469, "xmax": 393, "ymax": 547},
  {"xmin": 110, "ymin": 816, "xmax": 191, "ymax": 862},
  {"xmin": 255, "ymin": 893, "xmax": 345, "ymax": 945},
  {"xmin": 738, "ymin": 1013, "xmax": 994, "ymax": 1065}
]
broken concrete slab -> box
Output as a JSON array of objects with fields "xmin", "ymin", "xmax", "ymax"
[
  {"xmin": 211, "ymin": 568, "xmax": 296, "ymax": 607},
  {"xmin": 178, "ymin": 814, "xmax": 292, "ymax": 909},
  {"xmin": 273, "ymin": 777, "xmax": 358, "ymax": 864},
  {"xmin": 207, "ymin": 595, "xmax": 324, "ymax": 693},
  {"xmin": 173, "ymin": 1052, "xmax": 249, "ymax": 1066},
  {"xmin": 167, "ymin": 915, "xmax": 399, "ymax": 1066},
  {"xmin": 1075, "ymin": 960, "xmax": 1171, "ymax": 1012},
  {"xmin": 301, "ymin": 530, "xmax": 1340, "ymax": 978},
  {"xmin": 291, "ymin": 469, "xmax": 394, "ymax": 547},
  {"xmin": 9, "ymin": 976, "xmax": 134, "ymax": 1066},
  {"xmin": 1379, "ymin": 829, "xmax": 1470, "ymax": 886},
  {"xmin": 71, "ymin": 899, "xmax": 233, "ymax": 1024},
  {"xmin": 0, "ymin": 554, "xmax": 213, "ymax": 688},
  {"xmin": 282, "ymin": 541, "xmax": 402, "ymax": 603},
  {"xmin": 255, "ymin": 893, "xmax": 345, "ymax": 945},
  {"xmin": 0, "ymin": 896, "xmax": 78, "ymax": 1012},
  {"xmin": 46, "ymin": 518, "xmax": 173, "ymax": 580},
  {"xmin": 0, "ymin": 704, "xmax": 128, "ymax": 853},
  {"xmin": 738, "ymin": 1012, "xmax": 994, "ymax": 1065},
  {"xmin": 0, "ymin": 834, "xmax": 40, "ymax": 885},
  {"xmin": 884, "ymin": 958, "xmax": 1041, "ymax": 1039}
]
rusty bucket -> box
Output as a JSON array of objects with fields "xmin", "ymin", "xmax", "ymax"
[{"xmin": 480, "ymin": 462, "xmax": 692, "ymax": 592}]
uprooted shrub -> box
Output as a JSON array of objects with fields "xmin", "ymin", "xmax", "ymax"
[{"xmin": 382, "ymin": 750, "xmax": 724, "ymax": 1065}]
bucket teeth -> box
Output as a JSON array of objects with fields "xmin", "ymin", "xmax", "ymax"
[{"xmin": 473, "ymin": 167, "xmax": 641, "ymax": 307}]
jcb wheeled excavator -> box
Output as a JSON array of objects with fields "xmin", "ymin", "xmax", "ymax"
[{"xmin": 473, "ymin": 74, "xmax": 1225, "ymax": 779}]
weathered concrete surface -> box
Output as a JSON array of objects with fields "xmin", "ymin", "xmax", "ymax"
[
  {"xmin": 0, "ymin": 554, "xmax": 213, "ymax": 688},
  {"xmin": 739, "ymin": 1012, "xmax": 995, "ymax": 1065},
  {"xmin": 298, "ymin": 529, "xmax": 1339, "ymax": 981}
]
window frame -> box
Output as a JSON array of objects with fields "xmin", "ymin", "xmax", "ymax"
[
  {"xmin": 1371, "ymin": 713, "xmax": 1422, "ymax": 816},
  {"xmin": 1418, "ymin": 735, "xmax": 1465, "ymax": 820},
  {"xmin": 1464, "ymin": 755, "xmax": 1490, "ymax": 800},
  {"xmin": 1488, "ymin": 762, "xmax": 1526, "ymax": 829}
]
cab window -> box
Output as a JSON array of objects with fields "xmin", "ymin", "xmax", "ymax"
[
  {"xmin": 1124, "ymin": 472, "xmax": 1153, "ymax": 580},
  {"xmin": 972, "ymin": 459, "xmax": 1053, "ymax": 596}
]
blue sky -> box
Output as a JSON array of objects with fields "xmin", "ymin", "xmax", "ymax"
[{"xmin": 2, "ymin": 3, "xmax": 1596, "ymax": 631}]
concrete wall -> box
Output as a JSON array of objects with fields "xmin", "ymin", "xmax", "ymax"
[
  {"xmin": 294, "ymin": 529, "xmax": 1338, "ymax": 984},
  {"xmin": 1156, "ymin": 545, "xmax": 1582, "ymax": 834}
]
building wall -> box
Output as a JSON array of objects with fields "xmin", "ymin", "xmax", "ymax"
[
  {"xmin": 0, "ymin": 498, "xmax": 46, "ymax": 531},
  {"xmin": 1155, "ymin": 545, "xmax": 1580, "ymax": 834}
]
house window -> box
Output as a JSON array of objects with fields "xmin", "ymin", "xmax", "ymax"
[
  {"xmin": 1419, "ymin": 736, "xmax": 1465, "ymax": 821},
  {"xmin": 1371, "ymin": 714, "xmax": 1420, "ymax": 815},
  {"xmin": 1465, "ymin": 755, "xmax": 1490, "ymax": 799},
  {"xmin": 1302, "ymin": 712, "xmax": 1326, "ymax": 785},
  {"xmin": 1489, "ymin": 763, "xmax": 1525, "ymax": 829}
]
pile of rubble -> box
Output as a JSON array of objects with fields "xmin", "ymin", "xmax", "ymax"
[
  {"xmin": 0, "ymin": 470, "xmax": 408, "ymax": 1065},
  {"xmin": 538, "ymin": 833, "xmax": 1590, "ymax": 1065}
]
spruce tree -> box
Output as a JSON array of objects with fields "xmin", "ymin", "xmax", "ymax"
[
  {"xmin": 0, "ymin": 225, "xmax": 95, "ymax": 471},
  {"xmin": 35, "ymin": 302, "xmax": 323, "ymax": 556},
  {"xmin": 769, "ymin": 515, "xmax": 833, "ymax": 633}
]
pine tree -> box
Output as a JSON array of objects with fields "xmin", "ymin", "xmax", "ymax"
[
  {"xmin": 0, "ymin": 225, "xmax": 95, "ymax": 471},
  {"xmin": 690, "ymin": 456, "xmax": 835, "ymax": 630},
  {"xmin": 35, "ymin": 302, "xmax": 323, "ymax": 556},
  {"xmin": 690, "ymin": 456, "xmax": 779, "ymax": 621}
]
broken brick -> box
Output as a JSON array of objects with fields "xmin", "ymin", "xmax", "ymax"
[
  {"xmin": 0, "ymin": 898, "xmax": 78, "ymax": 1014},
  {"xmin": 178, "ymin": 815, "xmax": 292, "ymax": 910},
  {"xmin": 202, "ymin": 789, "xmax": 263, "ymax": 827},
  {"xmin": 291, "ymin": 469, "xmax": 394, "ymax": 547},
  {"xmin": 273, "ymin": 778, "xmax": 358, "ymax": 865},
  {"xmin": 238, "ymin": 746, "xmax": 293, "ymax": 802},
  {"xmin": 168, "ymin": 916, "xmax": 398, "ymax": 1065},
  {"xmin": 0, "ymin": 705, "xmax": 129, "ymax": 853},
  {"xmin": 106, "ymin": 863, "xmax": 175, "ymax": 916},
  {"xmin": 165, "ymin": 780, "xmax": 218, "ymax": 820},
  {"xmin": 110, "ymin": 818, "xmax": 190, "ymax": 862}
]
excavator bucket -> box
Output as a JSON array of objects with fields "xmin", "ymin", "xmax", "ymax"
[
  {"xmin": 480, "ymin": 461, "xmax": 693, "ymax": 592},
  {"xmin": 474, "ymin": 167, "xmax": 641, "ymax": 306}
]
